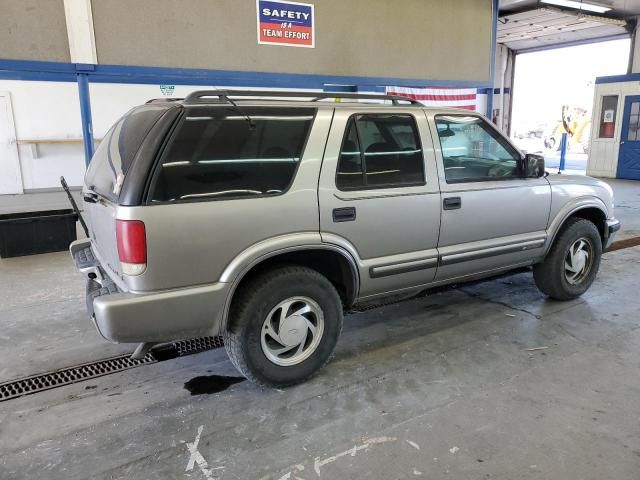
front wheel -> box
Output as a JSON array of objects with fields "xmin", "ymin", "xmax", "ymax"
[
  {"xmin": 533, "ymin": 218, "xmax": 602, "ymax": 300},
  {"xmin": 224, "ymin": 265, "xmax": 343, "ymax": 387}
]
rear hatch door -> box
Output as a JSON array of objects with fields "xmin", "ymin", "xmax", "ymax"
[{"xmin": 83, "ymin": 105, "xmax": 173, "ymax": 285}]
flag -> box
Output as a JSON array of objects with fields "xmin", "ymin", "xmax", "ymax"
[{"xmin": 386, "ymin": 87, "xmax": 478, "ymax": 111}]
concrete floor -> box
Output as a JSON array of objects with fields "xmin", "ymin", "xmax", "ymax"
[
  {"xmin": 0, "ymin": 179, "xmax": 639, "ymax": 479},
  {"xmin": 1, "ymin": 243, "xmax": 640, "ymax": 479},
  {"xmin": 606, "ymin": 179, "xmax": 640, "ymax": 240}
]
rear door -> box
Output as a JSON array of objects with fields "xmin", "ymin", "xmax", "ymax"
[
  {"xmin": 318, "ymin": 108, "xmax": 441, "ymax": 299},
  {"xmin": 430, "ymin": 113, "xmax": 551, "ymax": 281},
  {"xmin": 139, "ymin": 106, "xmax": 323, "ymax": 291},
  {"xmin": 83, "ymin": 105, "xmax": 168, "ymax": 284}
]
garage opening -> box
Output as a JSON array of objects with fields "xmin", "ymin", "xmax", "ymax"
[{"xmin": 510, "ymin": 38, "xmax": 630, "ymax": 174}]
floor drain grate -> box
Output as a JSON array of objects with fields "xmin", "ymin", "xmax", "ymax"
[
  {"xmin": 174, "ymin": 336, "xmax": 225, "ymax": 356},
  {"xmin": 0, "ymin": 336, "xmax": 223, "ymax": 402}
]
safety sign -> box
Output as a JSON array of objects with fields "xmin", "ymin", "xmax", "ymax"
[{"xmin": 257, "ymin": 0, "xmax": 315, "ymax": 48}]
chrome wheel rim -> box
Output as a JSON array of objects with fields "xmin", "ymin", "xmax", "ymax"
[
  {"xmin": 260, "ymin": 296, "xmax": 324, "ymax": 367},
  {"xmin": 564, "ymin": 237, "xmax": 593, "ymax": 285}
]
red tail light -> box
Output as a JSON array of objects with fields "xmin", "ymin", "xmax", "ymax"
[{"xmin": 116, "ymin": 220, "xmax": 147, "ymax": 275}]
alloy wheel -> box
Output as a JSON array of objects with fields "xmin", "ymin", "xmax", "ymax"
[
  {"xmin": 260, "ymin": 296, "xmax": 325, "ymax": 366},
  {"xmin": 564, "ymin": 237, "xmax": 593, "ymax": 285}
]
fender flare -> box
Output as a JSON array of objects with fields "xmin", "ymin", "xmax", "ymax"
[
  {"xmin": 544, "ymin": 196, "xmax": 608, "ymax": 256},
  {"xmin": 218, "ymin": 234, "xmax": 360, "ymax": 331}
]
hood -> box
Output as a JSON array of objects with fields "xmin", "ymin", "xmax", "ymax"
[
  {"xmin": 545, "ymin": 174, "xmax": 605, "ymax": 188},
  {"xmin": 546, "ymin": 174, "xmax": 615, "ymax": 219}
]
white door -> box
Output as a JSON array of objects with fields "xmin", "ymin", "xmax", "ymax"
[{"xmin": 0, "ymin": 93, "xmax": 23, "ymax": 194}]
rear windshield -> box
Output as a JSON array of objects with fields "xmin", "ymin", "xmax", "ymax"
[
  {"xmin": 85, "ymin": 106, "xmax": 166, "ymax": 201},
  {"xmin": 149, "ymin": 107, "xmax": 316, "ymax": 202}
]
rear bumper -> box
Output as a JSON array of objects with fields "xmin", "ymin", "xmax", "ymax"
[
  {"xmin": 70, "ymin": 239, "xmax": 229, "ymax": 343},
  {"xmin": 605, "ymin": 218, "xmax": 621, "ymax": 249}
]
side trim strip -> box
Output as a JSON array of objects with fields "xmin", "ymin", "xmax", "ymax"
[
  {"xmin": 440, "ymin": 238, "xmax": 545, "ymax": 266},
  {"xmin": 334, "ymin": 190, "xmax": 438, "ymax": 201},
  {"xmin": 370, "ymin": 257, "xmax": 438, "ymax": 278}
]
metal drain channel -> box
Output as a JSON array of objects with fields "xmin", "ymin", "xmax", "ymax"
[{"xmin": 0, "ymin": 336, "xmax": 224, "ymax": 402}]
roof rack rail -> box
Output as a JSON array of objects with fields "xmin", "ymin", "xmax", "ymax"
[
  {"xmin": 183, "ymin": 90, "xmax": 422, "ymax": 106},
  {"xmin": 145, "ymin": 98, "xmax": 184, "ymax": 104}
]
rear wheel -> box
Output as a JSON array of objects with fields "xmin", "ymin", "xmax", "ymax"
[
  {"xmin": 533, "ymin": 218, "xmax": 602, "ymax": 300},
  {"xmin": 224, "ymin": 265, "xmax": 343, "ymax": 387}
]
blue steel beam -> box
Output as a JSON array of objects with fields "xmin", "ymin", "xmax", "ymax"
[
  {"xmin": 77, "ymin": 73, "xmax": 94, "ymax": 165},
  {"xmin": 0, "ymin": 58, "xmax": 493, "ymax": 90}
]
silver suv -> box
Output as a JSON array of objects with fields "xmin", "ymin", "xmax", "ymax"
[{"xmin": 71, "ymin": 90, "xmax": 620, "ymax": 387}]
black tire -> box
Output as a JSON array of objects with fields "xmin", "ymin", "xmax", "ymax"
[
  {"xmin": 533, "ymin": 218, "xmax": 602, "ymax": 300},
  {"xmin": 223, "ymin": 265, "xmax": 343, "ymax": 388}
]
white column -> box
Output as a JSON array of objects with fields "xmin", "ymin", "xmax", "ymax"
[
  {"xmin": 63, "ymin": 0, "xmax": 98, "ymax": 64},
  {"xmin": 493, "ymin": 44, "xmax": 514, "ymax": 133},
  {"xmin": 629, "ymin": 16, "xmax": 640, "ymax": 73}
]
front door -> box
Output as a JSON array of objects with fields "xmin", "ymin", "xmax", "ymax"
[
  {"xmin": 0, "ymin": 93, "xmax": 22, "ymax": 194},
  {"xmin": 617, "ymin": 95, "xmax": 640, "ymax": 180},
  {"xmin": 431, "ymin": 113, "xmax": 551, "ymax": 282},
  {"xmin": 318, "ymin": 109, "xmax": 441, "ymax": 299}
]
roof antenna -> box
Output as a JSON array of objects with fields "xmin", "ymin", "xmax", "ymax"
[{"xmin": 224, "ymin": 95, "xmax": 256, "ymax": 130}]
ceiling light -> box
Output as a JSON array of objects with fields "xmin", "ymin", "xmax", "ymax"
[{"xmin": 541, "ymin": 0, "xmax": 612, "ymax": 13}]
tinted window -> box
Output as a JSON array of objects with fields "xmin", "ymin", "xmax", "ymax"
[
  {"xmin": 435, "ymin": 115, "xmax": 522, "ymax": 183},
  {"xmin": 336, "ymin": 114, "xmax": 425, "ymax": 190},
  {"xmin": 150, "ymin": 107, "xmax": 315, "ymax": 202},
  {"xmin": 85, "ymin": 106, "xmax": 165, "ymax": 201}
]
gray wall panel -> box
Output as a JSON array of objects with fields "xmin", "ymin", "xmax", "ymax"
[
  {"xmin": 0, "ymin": 0, "xmax": 70, "ymax": 62},
  {"xmin": 92, "ymin": 0, "xmax": 492, "ymax": 82}
]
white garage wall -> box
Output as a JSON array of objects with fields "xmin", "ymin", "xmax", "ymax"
[
  {"xmin": 89, "ymin": 83, "xmax": 213, "ymax": 137},
  {"xmin": 0, "ymin": 80, "xmax": 85, "ymax": 190},
  {"xmin": 0, "ymin": 80, "xmax": 82, "ymax": 139},
  {"xmin": 1, "ymin": 81, "xmax": 327, "ymax": 191}
]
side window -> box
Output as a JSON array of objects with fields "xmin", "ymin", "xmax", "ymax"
[
  {"xmin": 150, "ymin": 107, "xmax": 315, "ymax": 202},
  {"xmin": 625, "ymin": 100, "xmax": 640, "ymax": 141},
  {"xmin": 85, "ymin": 106, "xmax": 166, "ymax": 201},
  {"xmin": 336, "ymin": 114, "xmax": 425, "ymax": 190},
  {"xmin": 435, "ymin": 115, "xmax": 522, "ymax": 183},
  {"xmin": 598, "ymin": 95, "xmax": 618, "ymax": 139}
]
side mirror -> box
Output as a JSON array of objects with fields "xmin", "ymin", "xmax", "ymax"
[{"xmin": 525, "ymin": 153, "xmax": 545, "ymax": 178}]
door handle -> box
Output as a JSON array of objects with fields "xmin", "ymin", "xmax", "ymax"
[
  {"xmin": 333, "ymin": 207, "xmax": 356, "ymax": 222},
  {"xmin": 443, "ymin": 196, "xmax": 461, "ymax": 210},
  {"xmin": 83, "ymin": 192, "xmax": 98, "ymax": 204}
]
